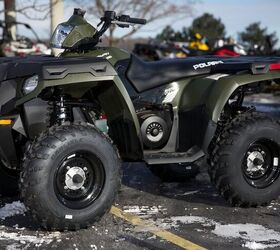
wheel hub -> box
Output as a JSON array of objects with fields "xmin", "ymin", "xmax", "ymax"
[
  {"xmin": 65, "ymin": 167, "xmax": 86, "ymax": 190},
  {"xmin": 55, "ymin": 151, "xmax": 105, "ymax": 209},
  {"xmin": 246, "ymin": 151, "xmax": 265, "ymax": 173},
  {"xmin": 242, "ymin": 139, "xmax": 280, "ymax": 189}
]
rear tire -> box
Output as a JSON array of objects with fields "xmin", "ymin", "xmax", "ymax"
[
  {"xmin": 148, "ymin": 163, "xmax": 199, "ymax": 182},
  {"xmin": 20, "ymin": 123, "xmax": 121, "ymax": 230},
  {"xmin": 209, "ymin": 112, "xmax": 280, "ymax": 207}
]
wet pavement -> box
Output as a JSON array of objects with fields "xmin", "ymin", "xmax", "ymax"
[{"xmin": 0, "ymin": 94, "xmax": 279, "ymax": 250}]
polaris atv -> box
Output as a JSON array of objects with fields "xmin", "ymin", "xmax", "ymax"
[{"xmin": 0, "ymin": 9, "xmax": 280, "ymax": 230}]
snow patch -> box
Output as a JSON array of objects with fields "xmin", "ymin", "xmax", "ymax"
[
  {"xmin": 0, "ymin": 231, "xmax": 61, "ymax": 245},
  {"xmin": 0, "ymin": 201, "xmax": 27, "ymax": 220},
  {"xmin": 153, "ymin": 216, "xmax": 215, "ymax": 230},
  {"xmin": 6, "ymin": 243, "xmax": 22, "ymax": 250},
  {"xmin": 175, "ymin": 190, "xmax": 199, "ymax": 196},
  {"xmin": 153, "ymin": 215, "xmax": 280, "ymax": 249},
  {"xmin": 242, "ymin": 241, "xmax": 270, "ymax": 250},
  {"xmin": 213, "ymin": 223, "xmax": 280, "ymax": 243},
  {"xmin": 244, "ymin": 93, "xmax": 280, "ymax": 104},
  {"xmin": 147, "ymin": 235, "xmax": 157, "ymax": 240},
  {"xmin": 213, "ymin": 223, "xmax": 280, "ymax": 249},
  {"xmin": 123, "ymin": 205, "xmax": 167, "ymax": 218},
  {"xmin": 123, "ymin": 203, "xmax": 280, "ymax": 249}
]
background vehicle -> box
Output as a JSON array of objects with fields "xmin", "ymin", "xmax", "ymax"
[
  {"xmin": 0, "ymin": 20, "xmax": 51, "ymax": 57},
  {"xmin": 134, "ymin": 40, "xmax": 247, "ymax": 60},
  {"xmin": 0, "ymin": 9, "xmax": 280, "ymax": 231},
  {"xmin": 133, "ymin": 42, "xmax": 188, "ymax": 61},
  {"xmin": 188, "ymin": 32, "xmax": 210, "ymax": 51},
  {"xmin": 213, "ymin": 44, "xmax": 247, "ymax": 56}
]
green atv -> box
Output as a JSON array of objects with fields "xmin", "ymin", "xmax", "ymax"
[{"xmin": 0, "ymin": 8, "xmax": 280, "ymax": 230}]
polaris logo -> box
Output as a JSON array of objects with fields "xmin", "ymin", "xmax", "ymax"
[{"xmin": 193, "ymin": 60, "xmax": 224, "ymax": 70}]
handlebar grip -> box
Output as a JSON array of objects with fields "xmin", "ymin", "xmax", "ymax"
[{"xmin": 128, "ymin": 17, "xmax": 147, "ymax": 25}]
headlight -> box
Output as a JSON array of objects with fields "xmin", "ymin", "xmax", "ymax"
[
  {"xmin": 23, "ymin": 75, "xmax": 39, "ymax": 94},
  {"xmin": 50, "ymin": 24, "xmax": 73, "ymax": 49}
]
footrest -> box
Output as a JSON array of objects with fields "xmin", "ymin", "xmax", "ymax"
[{"xmin": 144, "ymin": 148, "xmax": 204, "ymax": 165}]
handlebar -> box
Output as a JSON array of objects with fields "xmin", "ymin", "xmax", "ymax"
[
  {"xmin": 128, "ymin": 17, "xmax": 147, "ymax": 25},
  {"xmin": 117, "ymin": 14, "xmax": 147, "ymax": 25},
  {"xmin": 99, "ymin": 11, "xmax": 146, "ymax": 26},
  {"xmin": 94, "ymin": 10, "xmax": 147, "ymax": 41},
  {"xmin": 72, "ymin": 9, "xmax": 146, "ymax": 48}
]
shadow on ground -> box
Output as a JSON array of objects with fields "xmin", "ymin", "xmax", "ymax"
[{"xmin": 122, "ymin": 162, "xmax": 228, "ymax": 208}]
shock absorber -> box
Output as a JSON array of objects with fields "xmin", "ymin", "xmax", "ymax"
[
  {"xmin": 57, "ymin": 95, "xmax": 68, "ymax": 123},
  {"xmin": 48, "ymin": 93, "xmax": 72, "ymax": 126}
]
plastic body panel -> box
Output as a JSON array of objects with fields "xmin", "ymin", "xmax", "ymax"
[
  {"xmin": 0, "ymin": 52, "xmax": 142, "ymax": 161},
  {"xmin": 0, "ymin": 49, "xmax": 280, "ymax": 164}
]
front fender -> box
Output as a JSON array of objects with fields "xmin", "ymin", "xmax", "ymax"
[{"xmin": 15, "ymin": 71, "xmax": 142, "ymax": 160}]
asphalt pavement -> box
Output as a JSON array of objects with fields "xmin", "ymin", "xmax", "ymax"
[{"xmin": 0, "ymin": 161, "xmax": 280, "ymax": 250}]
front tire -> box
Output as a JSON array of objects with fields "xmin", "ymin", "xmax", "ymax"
[
  {"xmin": 20, "ymin": 123, "xmax": 121, "ymax": 230},
  {"xmin": 209, "ymin": 112, "xmax": 280, "ymax": 207}
]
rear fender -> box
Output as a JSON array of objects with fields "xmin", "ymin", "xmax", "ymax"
[
  {"xmin": 205, "ymin": 71, "xmax": 280, "ymax": 122},
  {"xmin": 199, "ymin": 71, "xmax": 280, "ymax": 152},
  {"xmin": 174, "ymin": 71, "xmax": 280, "ymax": 153}
]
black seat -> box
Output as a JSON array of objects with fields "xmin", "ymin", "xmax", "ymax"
[
  {"xmin": 126, "ymin": 54, "xmax": 280, "ymax": 92},
  {"xmin": 126, "ymin": 54, "xmax": 213, "ymax": 92}
]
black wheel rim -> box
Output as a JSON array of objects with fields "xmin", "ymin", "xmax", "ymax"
[
  {"xmin": 54, "ymin": 151, "xmax": 105, "ymax": 209},
  {"xmin": 242, "ymin": 139, "xmax": 280, "ymax": 189}
]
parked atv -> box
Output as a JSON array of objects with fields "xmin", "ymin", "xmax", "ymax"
[
  {"xmin": 133, "ymin": 42, "xmax": 188, "ymax": 61},
  {"xmin": 0, "ymin": 20, "xmax": 51, "ymax": 57},
  {"xmin": 0, "ymin": 8, "xmax": 280, "ymax": 230}
]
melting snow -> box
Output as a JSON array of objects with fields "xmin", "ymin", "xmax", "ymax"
[
  {"xmin": 123, "ymin": 205, "xmax": 167, "ymax": 218},
  {"xmin": 153, "ymin": 216, "xmax": 215, "ymax": 230},
  {"xmin": 150, "ymin": 215, "xmax": 280, "ymax": 249},
  {"xmin": 170, "ymin": 216, "xmax": 215, "ymax": 227},
  {"xmin": 0, "ymin": 231, "xmax": 61, "ymax": 245},
  {"xmin": 6, "ymin": 243, "xmax": 22, "ymax": 250},
  {"xmin": 175, "ymin": 190, "xmax": 199, "ymax": 196},
  {"xmin": 242, "ymin": 241, "xmax": 280, "ymax": 250},
  {"xmin": 213, "ymin": 223, "xmax": 280, "ymax": 243},
  {"xmin": 213, "ymin": 223, "xmax": 280, "ymax": 249},
  {"xmin": 0, "ymin": 201, "xmax": 60, "ymax": 247},
  {"xmin": 122, "ymin": 203, "xmax": 280, "ymax": 249},
  {"xmin": 0, "ymin": 201, "xmax": 27, "ymax": 220}
]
